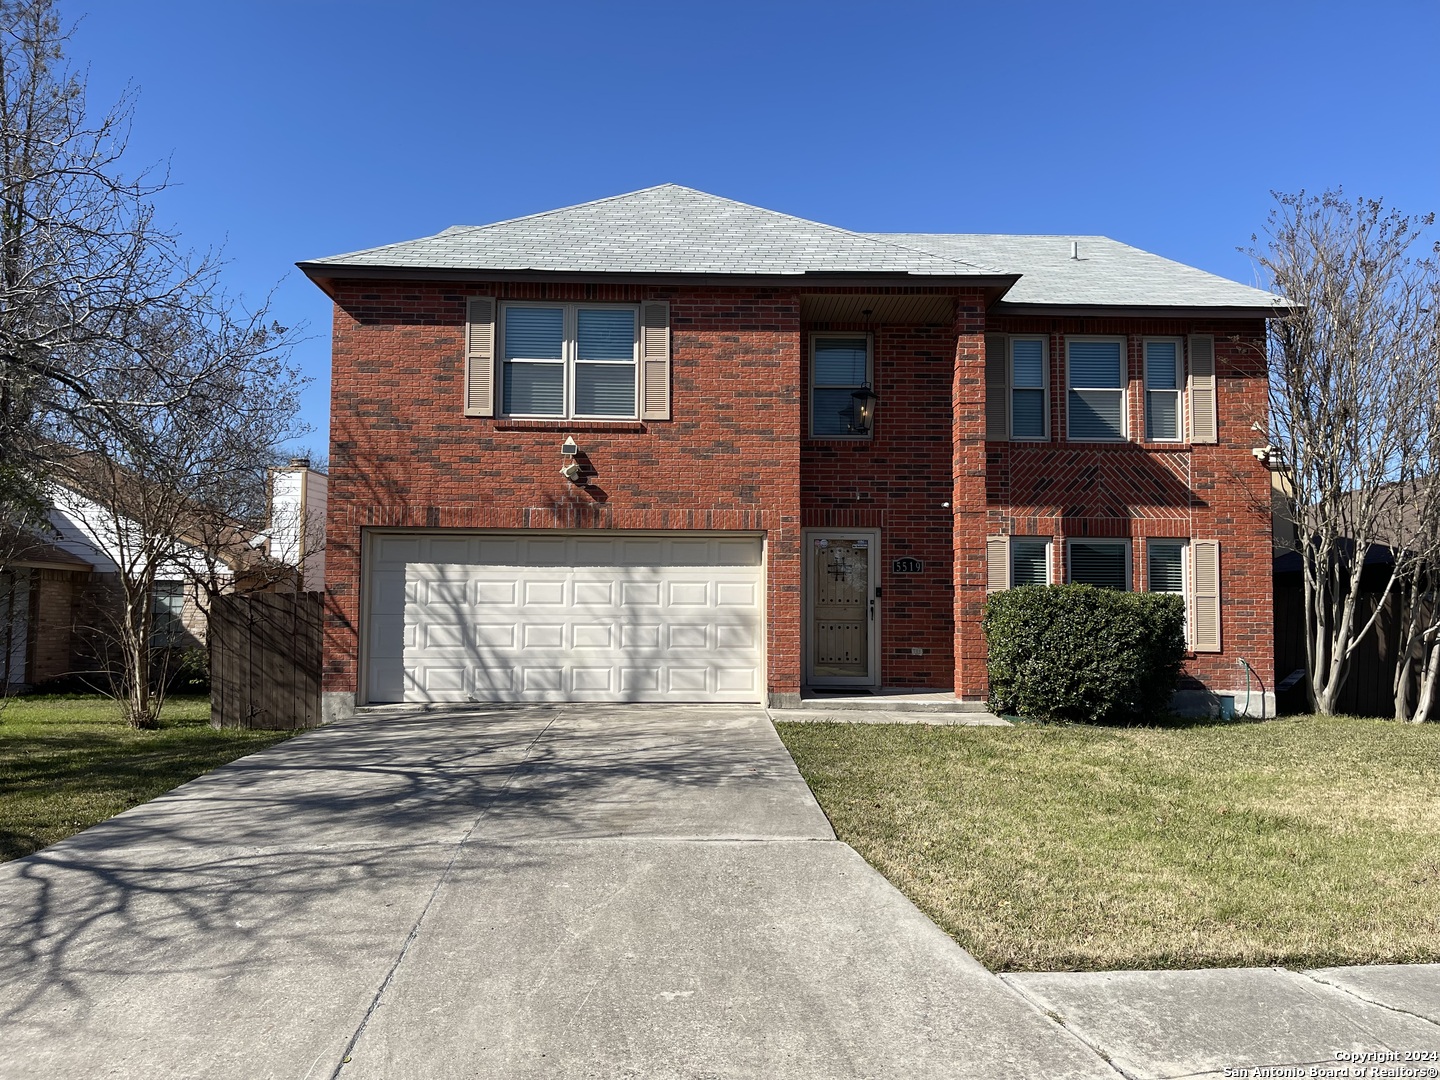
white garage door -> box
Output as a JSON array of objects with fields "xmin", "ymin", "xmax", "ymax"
[{"xmin": 366, "ymin": 532, "xmax": 764, "ymax": 704}]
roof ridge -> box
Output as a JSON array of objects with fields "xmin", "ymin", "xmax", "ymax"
[
  {"xmin": 647, "ymin": 187, "xmax": 999, "ymax": 274},
  {"xmin": 451, "ymin": 185, "xmax": 997, "ymax": 275}
]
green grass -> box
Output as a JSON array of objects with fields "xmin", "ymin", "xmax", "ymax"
[
  {"xmin": 0, "ymin": 694, "xmax": 296, "ymax": 862},
  {"xmin": 777, "ymin": 716, "xmax": 1440, "ymax": 972}
]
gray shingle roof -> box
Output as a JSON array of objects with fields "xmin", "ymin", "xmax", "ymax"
[
  {"xmin": 302, "ymin": 184, "xmax": 1286, "ymax": 310},
  {"xmin": 868, "ymin": 233, "xmax": 1285, "ymax": 309},
  {"xmin": 303, "ymin": 184, "xmax": 1004, "ymax": 278}
]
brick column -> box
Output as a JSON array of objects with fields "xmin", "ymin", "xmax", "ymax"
[{"xmin": 951, "ymin": 296, "xmax": 989, "ymax": 699}]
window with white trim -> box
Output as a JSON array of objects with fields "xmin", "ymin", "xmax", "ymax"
[
  {"xmin": 1009, "ymin": 336, "xmax": 1048, "ymax": 440},
  {"xmin": 810, "ymin": 334, "xmax": 873, "ymax": 438},
  {"xmin": 1144, "ymin": 338, "xmax": 1184, "ymax": 441},
  {"xmin": 1067, "ymin": 539, "xmax": 1130, "ymax": 590},
  {"xmin": 1147, "ymin": 538, "xmax": 1189, "ymax": 640},
  {"xmin": 1010, "ymin": 537, "xmax": 1052, "ymax": 585},
  {"xmin": 500, "ymin": 303, "xmax": 638, "ymax": 419},
  {"xmin": 1067, "ymin": 338, "xmax": 1127, "ymax": 441}
]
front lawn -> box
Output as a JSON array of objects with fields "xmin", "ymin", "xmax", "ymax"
[
  {"xmin": 0, "ymin": 694, "xmax": 296, "ymax": 862},
  {"xmin": 777, "ymin": 716, "xmax": 1440, "ymax": 972}
]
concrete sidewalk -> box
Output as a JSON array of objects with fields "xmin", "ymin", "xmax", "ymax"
[
  {"xmin": 1006, "ymin": 965, "xmax": 1440, "ymax": 1079},
  {"xmin": 0, "ymin": 705, "xmax": 1108, "ymax": 1080}
]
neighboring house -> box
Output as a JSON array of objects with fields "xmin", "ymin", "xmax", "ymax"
[
  {"xmin": 267, "ymin": 457, "xmax": 328, "ymax": 593},
  {"xmin": 299, "ymin": 184, "xmax": 1284, "ymax": 718},
  {"xmin": 1, "ymin": 460, "xmax": 328, "ymax": 690}
]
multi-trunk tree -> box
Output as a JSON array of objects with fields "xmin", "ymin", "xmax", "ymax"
[{"xmin": 1255, "ymin": 190, "xmax": 1439, "ymax": 719}]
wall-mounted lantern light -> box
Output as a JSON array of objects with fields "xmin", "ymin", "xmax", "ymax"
[
  {"xmin": 560, "ymin": 435, "xmax": 584, "ymax": 482},
  {"xmin": 850, "ymin": 385, "xmax": 879, "ymax": 436}
]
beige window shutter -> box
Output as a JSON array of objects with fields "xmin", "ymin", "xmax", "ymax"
[
  {"xmin": 464, "ymin": 296, "xmax": 496, "ymax": 417},
  {"xmin": 986, "ymin": 537, "xmax": 1010, "ymax": 592},
  {"xmin": 985, "ymin": 334, "xmax": 1009, "ymax": 440},
  {"xmin": 639, "ymin": 301, "xmax": 671, "ymax": 421},
  {"xmin": 1191, "ymin": 540, "xmax": 1221, "ymax": 652},
  {"xmin": 1188, "ymin": 335, "xmax": 1217, "ymax": 443}
]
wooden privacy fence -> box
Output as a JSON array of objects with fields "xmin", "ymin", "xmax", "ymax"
[
  {"xmin": 210, "ymin": 591, "xmax": 323, "ymax": 729},
  {"xmin": 1273, "ymin": 570, "xmax": 1405, "ymax": 718}
]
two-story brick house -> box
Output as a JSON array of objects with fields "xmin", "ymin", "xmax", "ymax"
[{"xmin": 300, "ymin": 185, "xmax": 1282, "ymax": 719}]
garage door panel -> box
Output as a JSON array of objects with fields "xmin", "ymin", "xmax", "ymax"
[
  {"xmin": 667, "ymin": 667, "xmax": 710, "ymax": 693},
  {"xmin": 572, "ymin": 667, "xmax": 614, "ymax": 692},
  {"xmin": 427, "ymin": 538, "xmax": 472, "ymax": 563},
  {"xmin": 667, "ymin": 581, "xmax": 710, "ymax": 606},
  {"xmin": 574, "ymin": 581, "xmax": 614, "ymax": 606},
  {"xmin": 422, "ymin": 623, "xmax": 467, "ymax": 649},
  {"xmin": 366, "ymin": 532, "xmax": 763, "ymax": 704},
  {"xmin": 522, "ymin": 580, "xmax": 566, "ymax": 606},
  {"xmin": 716, "ymin": 667, "xmax": 758, "ymax": 692},
  {"xmin": 475, "ymin": 579, "xmax": 517, "ymax": 605},
  {"xmin": 472, "ymin": 666, "xmax": 515, "ymax": 692},
  {"xmin": 521, "ymin": 624, "xmax": 565, "ymax": 649},
  {"xmin": 717, "ymin": 581, "xmax": 759, "ymax": 607},
  {"xmin": 573, "ymin": 623, "xmax": 616, "ymax": 648},
  {"xmin": 621, "ymin": 581, "xmax": 661, "ymax": 607},
  {"xmin": 716, "ymin": 623, "xmax": 759, "ymax": 650},
  {"xmin": 522, "ymin": 667, "xmax": 564, "ymax": 692},
  {"xmin": 423, "ymin": 579, "xmax": 468, "ymax": 606},
  {"xmin": 370, "ymin": 571, "xmax": 407, "ymax": 616},
  {"xmin": 473, "ymin": 623, "xmax": 517, "ymax": 648},
  {"xmin": 666, "ymin": 624, "xmax": 708, "ymax": 650},
  {"xmin": 528, "ymin": 539, "xmax": 568, "ymax": 565},
  {"xmin": 369, "ymin": 616, "xmax": 407, "ymax": 658},
  {"xmin": 370, "ymin": 657, "xmax": 405, "ymax": 701}
]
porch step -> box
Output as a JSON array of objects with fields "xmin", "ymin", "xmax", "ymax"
[{"xmin": 798, "ymin": 690, "xmax": 991, "ymax": 714}]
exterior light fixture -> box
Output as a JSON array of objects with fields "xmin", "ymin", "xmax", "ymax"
[
  {"xmin": 561, "ymin": 436, "xmax": 578, "ymax": 456},
  {"xmin": 850, "ymin": 385, "xmax": 879, "ymax": 436},
  {"xmin": 561, "ymin": 461, "xmax": 584, "ymax": 483}
]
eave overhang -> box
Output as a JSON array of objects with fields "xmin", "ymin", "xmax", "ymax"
[
  {"xmin": 297, "ymin": 261, "xmax": 1020, "ymax": 304},
  {"xmin": 990, "ymin": 301, "xmax": 1293, "ymax": 320}
]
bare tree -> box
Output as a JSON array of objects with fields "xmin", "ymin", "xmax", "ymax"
[
  {"xmin": 0, "ymin": 0, "xmax": 245, "ymax": 526},
  {"xmin": 1253, "ymin": 190, "xmax": 1438, "ymax": 716},
  {"xmin": 0, "ymin": 0, "xmax": 306, "ymax": 725},
  {"xmin": 1386, "ymin": 274, "xmax": 1440, "ymax": 722},
  {"xmin": 52, "ymin": 303, "xmax": 302, "ymax": 728}
]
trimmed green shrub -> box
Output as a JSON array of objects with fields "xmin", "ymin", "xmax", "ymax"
[{"xmin": 984, "ymin": 584, "xmax": 1186, "ymax": 724}]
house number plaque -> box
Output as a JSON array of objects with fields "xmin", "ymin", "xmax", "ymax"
[{"xmin": 891, "ymin": 557, "xmax": 923, "ymax": 574}]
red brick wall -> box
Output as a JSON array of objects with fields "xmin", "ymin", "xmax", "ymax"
[
  {"xmin": 324, "ymin": 280, "xmax": 803, "ymax": 702},
  {"xmin": 800, "ymin": 304, "xmax": 977, "ymax": 688},
  {"xmin": 323, "ymin": 278, "xmax": 1272, "ymax": 706},
  {"xmin": 980, "ymin": 316, "xmax": 1274, "ymax": 695}
]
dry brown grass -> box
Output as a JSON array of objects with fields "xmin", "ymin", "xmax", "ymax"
[{"xmin": 777, "ymin": 715, "xmax": 1440, "ymax": 971}]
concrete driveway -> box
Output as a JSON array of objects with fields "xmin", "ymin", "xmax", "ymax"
[{"xmin": 0, "ymin": 705, "xmax": 1113, "ymax": 1079}]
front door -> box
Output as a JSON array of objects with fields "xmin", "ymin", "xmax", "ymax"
[{"xmin": 805, "ymin": 531, "xmax": 879, "ymax": 688}]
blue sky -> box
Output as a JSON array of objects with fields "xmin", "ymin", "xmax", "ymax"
[{"xmin": 63, "ymin": 0, "xmax": 1440, "ymax": 455}]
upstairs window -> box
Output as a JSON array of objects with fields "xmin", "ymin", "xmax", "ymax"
[
  {"xmin": 811, "ymin": 334, "xmax": 874, "ymax": 438},
  {"xmin": 1067, "ymin": 338, "xmax": 1127, "ymax": 441},
  {"xmin": 1067, "ymin": 539, "xmax": 1130, "ymax": 590},
  {"xmin": 1009, "ymin": 337, "xmax": 1048, "ymax": 440},
  {"xmin": 1144, "ymin": 339, "xmax": 1184, "ymax": 441},
  {"xmin": 500, "ymin": 303, "xmax": 638, "ymax": 419}
]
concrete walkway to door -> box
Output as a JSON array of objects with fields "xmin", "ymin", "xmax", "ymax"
[{"xmin": 0, "ymin": 704, "xmax": 1116, "ymax": 1079}]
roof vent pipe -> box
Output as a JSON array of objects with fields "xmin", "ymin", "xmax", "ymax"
[{"xmin": 1071, "ymin": 241, "xmax": 1079, "ymax": 260}]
